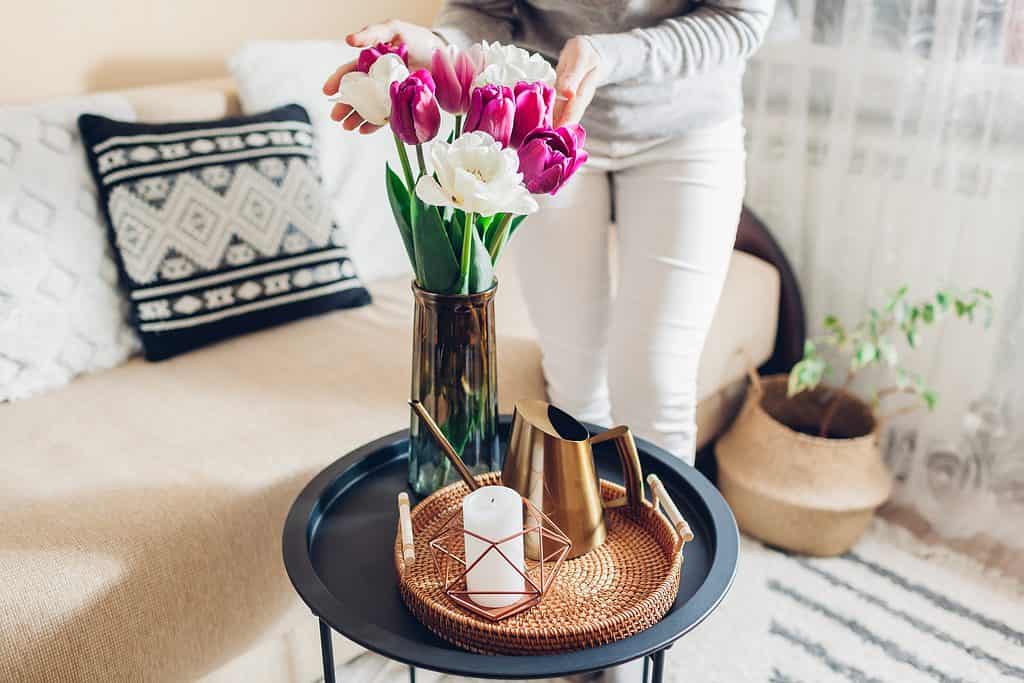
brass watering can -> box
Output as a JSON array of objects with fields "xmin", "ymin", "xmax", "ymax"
[
  {"xmin": 409, "ymin": 399, "xmax": 644, "ymax": 560},
  {"xmin": 503, "ymin": 400, "xmax": 644, "ymax": 559}
]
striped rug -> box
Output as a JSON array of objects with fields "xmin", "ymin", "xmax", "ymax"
[
  {"xmin": 657, "ymin": 520, "xmax": 1024, "ymax": 683},
  {"xmin": 331, "ymin": 520, "xmax": 1024, "ymax": 683}
]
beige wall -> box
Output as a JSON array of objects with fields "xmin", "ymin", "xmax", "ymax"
[{"xmin": 4, "ymin": 0, "xmax": 442, "ymax": 104}]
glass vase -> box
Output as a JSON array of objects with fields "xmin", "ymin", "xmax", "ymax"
[{"xmin": 409, "ymin": 282, "xmax": 499, "ymax": 495}]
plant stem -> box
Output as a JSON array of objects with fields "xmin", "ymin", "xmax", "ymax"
[
  {"xmin": 394, "ymin": 134, "xmax": 415, "ymax": 192},
  {"xmin": 819, "ymin": 372, "xmax": 857, "ymax": 438},
  {"xmin": 393, "ymin": 134, "xmax": 418, "ymax": 280},
  {"xmin": 415, "ymin": 143, "xmax": 427, "ymax": 178},
  {"xmin": 487, "ymin": 213, "xmax": 515, "ymax": 264},
  {"xmin": 875, "ymin": 385, "xmax": 915, "ymax": 401},
  {"xmin": 459, "ymin": 211, "xmax": 474, "ymax": 294},
  {"xmin": 877, "ymin": 404, "xmax": 921, "ymax": 422},
  {"xmin": 454, "ymin": 115, "xmax": 462, "ymax": 138}
]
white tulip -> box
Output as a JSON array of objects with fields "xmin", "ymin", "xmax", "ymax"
[
  {"xmin": 416, "ymin": 132, "xmax": 539, "ymax": 217},
  {"xmin": 472, "ymin": 41, "xmax": 556, "ymax": 90},
  {"xmin": 332, "ymin": 54, "xmax": 409, "ymax": 126}
]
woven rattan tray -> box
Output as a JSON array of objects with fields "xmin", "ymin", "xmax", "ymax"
[{"xmin": 394, "ymin": 472, "xmax": 693, "ymax": 655}]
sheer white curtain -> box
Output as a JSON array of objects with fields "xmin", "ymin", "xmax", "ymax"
[{"xmin": 744, "ymin": 0, "xmax": 1024, "ymax": 555}]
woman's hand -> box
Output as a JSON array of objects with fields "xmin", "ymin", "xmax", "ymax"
[
  {"xmin": 322, "ymin": 20, "xmax": 444, "ymax": 134},
  {"xmin": 552, "ymin": 37, "xmax": 604, "ymax": 127}
]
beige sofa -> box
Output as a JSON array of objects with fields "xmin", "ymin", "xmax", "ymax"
[{"xmin": 0, "ymin": 82, "xmax": 780, "ymax": 682}]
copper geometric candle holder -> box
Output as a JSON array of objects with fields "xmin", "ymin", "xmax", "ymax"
[{"xmin": 428, "ymin": 495, "xmax": 571, "ymax": 622}]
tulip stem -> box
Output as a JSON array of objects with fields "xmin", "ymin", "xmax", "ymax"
[
  {"xmin": 459, "ymin": 211, "xmax": 474, "ymax": 294},
  {"xmin": 454, "ymin": 115, "xmax": 463, "ymax": 138},
  {"xmin": 393, "ymin": 134, "xmax": 415, "ymax": 192},
  {"xmin": 394, "ymin": 134, "xmax": 418, "ymax": 245},
  {"xmin": 487, "ymin": 213, "xmax": 515, "ymax": 264},
  {"xmin": 415, "ymin": 144, "xmax": 427, "ymax": 178}
]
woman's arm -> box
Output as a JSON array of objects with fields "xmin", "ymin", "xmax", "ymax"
[
  {"xmin": 434, "ymin": 1, "xmax": 517, "ymax": 48},
  {"xmin": 586, "ymin": 0, "xmax": 776, "ymax": 86}
]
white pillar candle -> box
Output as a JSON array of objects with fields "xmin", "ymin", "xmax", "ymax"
[{"xmin": 462, "ymin": 485, "xmax": 525, "ymax": 608}]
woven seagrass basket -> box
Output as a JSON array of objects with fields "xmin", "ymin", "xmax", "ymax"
[
  {"xmin": 394, "ymin": 472, "xmax": 691, "ymax": 655},
  {"xmin": 716, "ymin": 372, "xmax": 892, "ymax": 556}
]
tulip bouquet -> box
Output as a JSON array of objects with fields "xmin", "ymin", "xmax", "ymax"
[{"xmin": 333, "ymin": 40, "xmax": 588, "ymax": 295}]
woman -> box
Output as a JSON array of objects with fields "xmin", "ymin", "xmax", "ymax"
[{"xmin": 324, "ymin": 1, "xmax": 775, "ymax": 466}]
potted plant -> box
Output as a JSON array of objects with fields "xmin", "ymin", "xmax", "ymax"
[
  {"xmin": 716, "ymin": 285, "xmax": 993, "ymax": 555},
  {"xmin": 333, "ymin": 41, "xmax": 587, "ymax": 494}
]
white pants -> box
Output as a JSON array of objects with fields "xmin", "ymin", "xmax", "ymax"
[{"xmin": 514, "ymin": 118, "xmax": 746, "ymax": 465}]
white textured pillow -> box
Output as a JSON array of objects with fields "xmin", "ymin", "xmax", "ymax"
[
  {"xmin": 230, "ymin": 41, "xmax": 413, "ymax": 283},
  {"xmin": 0, "ymin": 95, "xmax": 139, "ymax": 401}
]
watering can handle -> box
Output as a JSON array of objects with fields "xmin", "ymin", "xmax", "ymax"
[{"xmin": 590, "ymin": 425, "xmax": 645, "ymax": 513}]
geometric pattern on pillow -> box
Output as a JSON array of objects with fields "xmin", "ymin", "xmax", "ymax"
[
  {"xmin": 0, "ymin": 95, "xmax": 140, "ymax": 401},
  {"xmin": 78, "ymin": 104, "xmax": 370, "ymax": 361}
]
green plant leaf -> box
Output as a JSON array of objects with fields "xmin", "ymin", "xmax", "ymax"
[
  {"xmin": 906, "ymin": 329, "xmax": 920, "ymax": 348},
  {"xmin": 476, "ymin": 214, "xmax": 495, "ymax": 240},
  {"xmin": 885, "ymin": 286, "xmax": 908, "ymax": 312},
  {"xmin": 385, "ymin": 164, "xmax": 416, "ymax": 273},
  {"xmin": 787, "ymin": 365, "xmax": 804, "ymax": 397},
  {"xmin": 922, "ymin": 303, "xmax": 935, "ymax": 324},
  {"xmin": 852, "ymin": 341, "xmax": 878, "ymax": 370},
  {"xmin": 788, "ymin": 356, "xmax": 827, "ymax": 397},
  {"xmin": 413, "ymin": 204, "xmax": 460, "ymax": 293},
  {"xmin": 922, "ymin": 389, "xmax": 938, "ymax": 410},
  {"xmin": 447, "ymin": 213, "xmax": 495, "ymax": 293},
  {"xmin": 803, "ymin": 339, "xmax": 816, "ymax": 357},
  {"xmin": 450, "ymin": 208, "xmax": 466, "ymax": 251},
  {"xmin": 509, "ymin": 214, "xmax": 528, "ymax": 237},
  {"xmin": 936, "ymin": 290, "xmax": 950, "ymax": 312},
  {"xmin": 878, "ymin": 338, "xmax": 898, "ymax": 365}
]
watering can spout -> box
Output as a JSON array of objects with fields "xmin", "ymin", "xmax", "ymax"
[{"xmin": 408, "ymin": 400, "xmax": 480, "ymax": 491}]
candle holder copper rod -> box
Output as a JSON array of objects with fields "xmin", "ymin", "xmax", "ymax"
[{"xmin": 426, "ymin": 493, "xmax": 571, "ymax": 622}]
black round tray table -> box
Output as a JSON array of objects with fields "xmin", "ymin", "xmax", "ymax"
[{"xmin": 283, "ymin": 417, "xmax": 739, "ymax": 682}]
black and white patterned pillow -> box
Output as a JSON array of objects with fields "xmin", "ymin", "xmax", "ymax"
[{"xmin": 79, "ymin": 104, "xmax": 369, "ymax": 360}]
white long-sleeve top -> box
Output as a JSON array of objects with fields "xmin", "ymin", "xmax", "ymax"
[{"xmin": 436, "ymin": 0, "xmax": 775, "ymax": 147}]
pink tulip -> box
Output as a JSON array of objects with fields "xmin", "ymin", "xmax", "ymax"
[
  {"xmin": 389, "ymin": 69, "xmax": 441, "ymax": 145},
  {"xmin": 356, "ymin": 42, "xmax": 409, "ymax": 73},
  {"xmin": 510, "ymin": 81, "xmax": 554, "ymax": 148},
  {"xmin": 517, "ymin": 125, "xmax": 589, "ymax": 195},
  {"xmin": 430, "ymin": 46, "xmax": 481, "ymax": 115},
  {"xmin": 463, "ymin": 84, "xmax": 516, "ymax": 148}
]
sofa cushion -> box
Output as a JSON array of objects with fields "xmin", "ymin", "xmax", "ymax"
[
  {"xmin": 0, "ymin": 93, "xmax": 140, "ymax": 401},
  {"xmin": 0, "ymin": 250, "xmax": 777, "ymax": 682},
  {"xmin": 78, "ymin": 103, "xmax": 371, "ymax": 360},
  {"xmin": 115, "ymin": 78, "xmax": 240, "ymax": 123}
]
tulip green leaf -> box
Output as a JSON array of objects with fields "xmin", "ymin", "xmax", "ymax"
[
  {"xmin": 448, "ymin": 214, "xmax": 495, "ymax": 293},
  {"xmin": 509, "ymin": 214, "xmax": 528, "ymax": 237},
  {"xmin": 476, "ymin": 214, "xmax": 494, "ymax": 240},
  {"xmin": 450, "ymin": 208, "xmax": 466, "ymax": 253},
  {"xmin": 413, "ymin": 204, "xmax": 460, "ymax": 293},
  {"xmin": 385, "ymin": 164, "xmax": 416, "ymax": 273}
]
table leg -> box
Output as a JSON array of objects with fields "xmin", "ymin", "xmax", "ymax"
[
  {"xmin": 409, "ymin": 665, "xmax": 416, "ymax": 683},
  {"xmin": 649, "ymin": 649, "xmax": 666, "ymax": 683},
  {"xmin": 642, "ymin": 655, "xmax": 650, "ymax": 683},
  {"xmin": 319, "ymin": 618, "xmax": 336, "ymax": 683}
]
